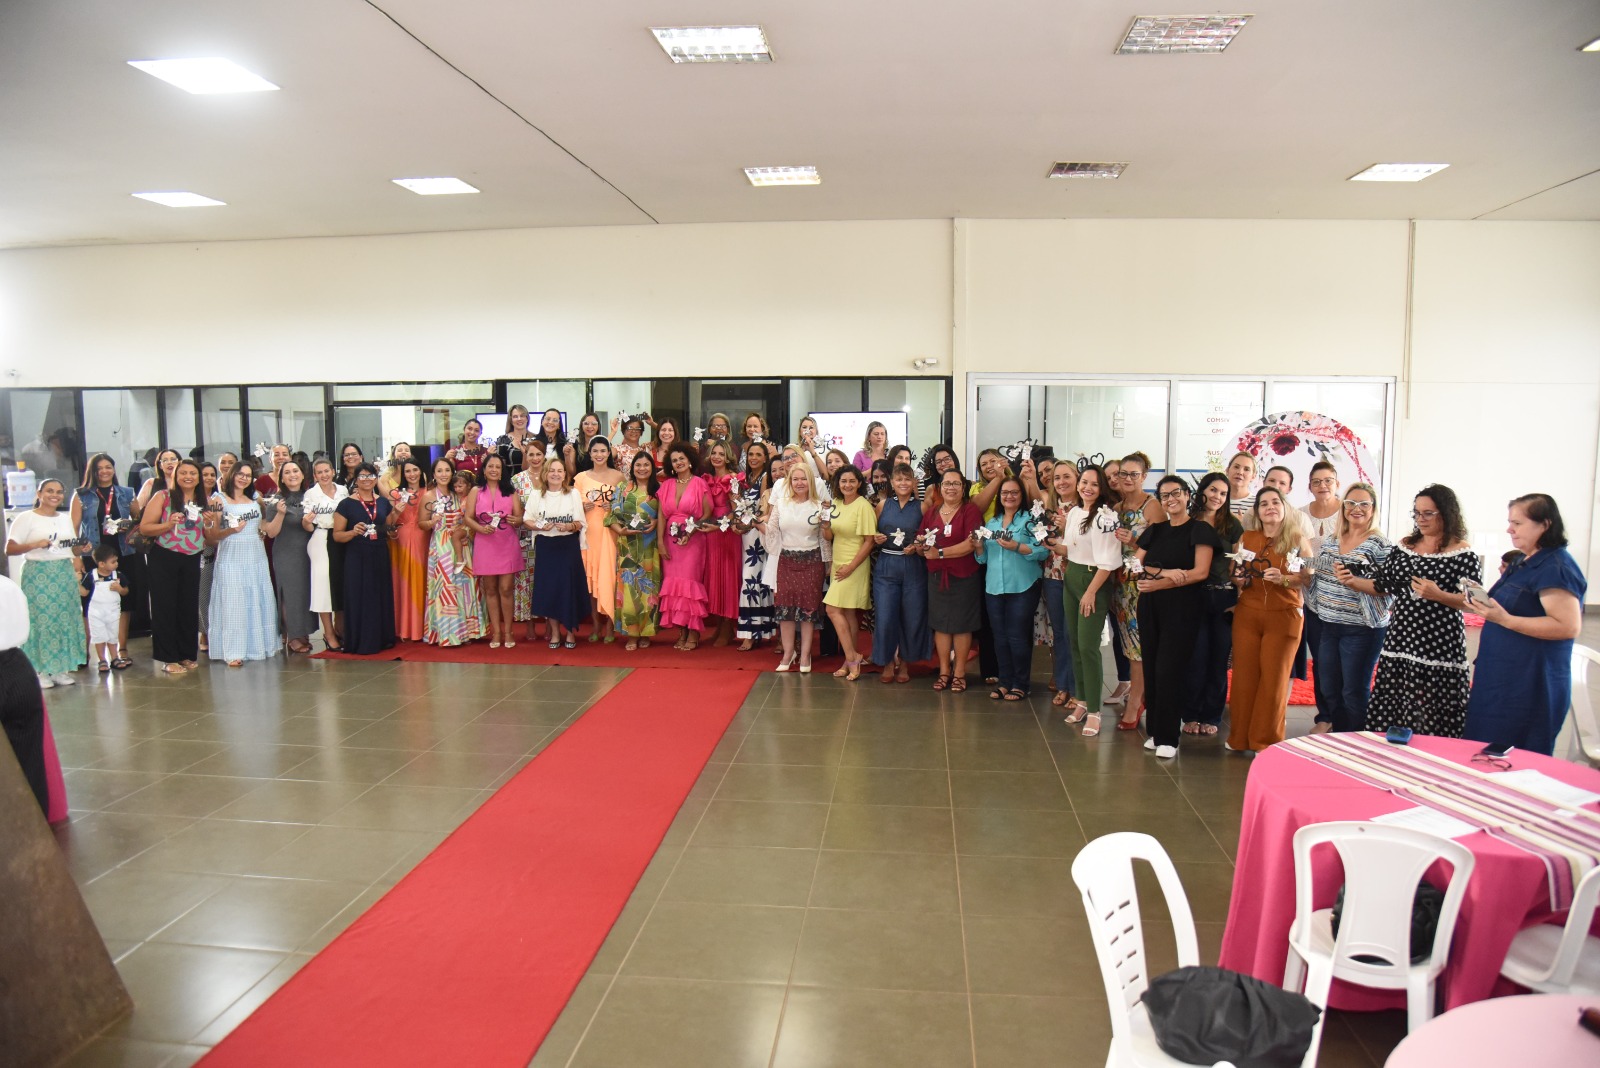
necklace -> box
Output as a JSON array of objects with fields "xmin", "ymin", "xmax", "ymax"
[{"xmin": 358, "ymin": 495, "xmax": 379, "ymax": 522}]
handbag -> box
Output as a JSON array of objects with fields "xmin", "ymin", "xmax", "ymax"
[
  {"xmin": 1142, "ymin": 965, "xmax": 1321, "ymax": 1068},
  {"xmin": 1330, "ymin": 880, "xmax": 1444, "ymax": 965}
]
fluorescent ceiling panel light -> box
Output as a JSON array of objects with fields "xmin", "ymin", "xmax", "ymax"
[
  {"xmin": 743, "ymin": 166, "xmax": 820, "ymax": 187},
  {"xmin": 1347, "ymin": 163, "xmax": 1450, "ymax": 183},
  {"xmin": 1115, "ymin": 15, "xmax": 1253, "ymax": 54},
  {"xmin": 391, "ymin": 177, "xmax": 480, "ymax": 195},
  {"xmin": 1049, "ymin": 161, "xmax": 1128, "ymax": 179},
  {"xmin": 130, "ymin": 191, "xmax": 226, "ymax": 207},
  {"xmin": 1581, "ymin": 35, "xmax": 1600, "ymax": 52},
  {"xmin": 651, "ymin": 26, "xmax": 772, "ymax": 63},
  {"xmin": 127, "ymin": 58, "xmax": 279, "ymax": 94}
]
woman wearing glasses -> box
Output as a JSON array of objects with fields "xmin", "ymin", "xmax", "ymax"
[
  {"xmin": 1461, "ymin": 493, "xmax": 1586, "ymax": 755},
  {"xmin": 1363, "ymin": 484, "xmax": 1480, "ymax": 739},
  {"xmin": 1110, "ymin": 452, "xmax": 1164, "ymax": 730},
  {"xmin": 1309, "ymin": 483, "xmax": 1394, "ymax": 733},
  {"xmin": 1133, "ymin": 476, "xmax": 1220, "ymax": 757}
]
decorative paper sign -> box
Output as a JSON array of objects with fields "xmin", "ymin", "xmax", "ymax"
[
  {"xmin": 1229, "ymin": 410, "xmax": 1380, "ymax": 506},
  {"xmin": 890, "ymin": 530, "xmax": 906, "ymax": 547}
]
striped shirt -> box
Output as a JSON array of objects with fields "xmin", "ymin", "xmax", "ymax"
[{"xmin": 1306, "ymin": 533, "xmax": 1394, "ymax": 628}]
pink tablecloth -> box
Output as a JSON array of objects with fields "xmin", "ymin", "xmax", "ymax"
[{"xmin": 1218, "ymin": 735, "xmax": 1600, "ymax": 1012}]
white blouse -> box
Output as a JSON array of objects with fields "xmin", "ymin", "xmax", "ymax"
[
  {"xmin": 1060, "ymin": 507, "xmax": 1124, "ymax": 571},
  {"xmin": 8, "ymin": 510, "xmax": 77, "ymax": 561},
  {"xmin": 1299, "ymin": 505, "xmax": 1341, "ymax": 539},
  {"xmin": 525, "ymin": 489, "xmax": 587, "ymax": 549},
  {"xmin": 302, "ymin": 483, "xmax": 348, "ymax": 529},
  {"xmin": 765, "ymin": 497, "xmax": 826, "ymax": 555}
]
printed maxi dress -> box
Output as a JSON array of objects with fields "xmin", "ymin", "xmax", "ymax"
[
  {"xmin": 605, "ymin": 485, "xmax": 661, "ymax": 637},
  {"xmin": 423, "ymin": 493, "xmax": 484, "ymax": 646}
]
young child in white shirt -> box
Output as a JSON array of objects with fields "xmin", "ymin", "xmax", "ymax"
[{"xmin": 79, "ymin": 544, "xmax": 128, "ymax": 671}]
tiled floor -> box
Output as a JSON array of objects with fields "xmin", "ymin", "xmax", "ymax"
[{"xmin": 43, "ymin": 620, "xmax": 1600, "ymax": 1067}]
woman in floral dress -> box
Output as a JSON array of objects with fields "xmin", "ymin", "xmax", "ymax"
[
  {"xmin": 605, "ymin": 452, "xmax": 662, "ymax": 649},
  {"xmin": 510, "ymin": 449, "xmax": 545, "ymax": 637},
  {"xmin": 419, "ymin": 461, "xmax": 483, "ymax": 647}
]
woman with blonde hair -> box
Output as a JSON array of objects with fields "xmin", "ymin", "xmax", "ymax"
[
  {"xmin": 1109, "ymin": 451, "xmax": 1165, "ymax": 729},
  {"xmin": 1227, "ymin": 486, "xmax": 1315, "ymax": 751},
  {"xmin": 760, "ymin": 461, "xmax": 828, "ymax": 672},
  {"xmin": 852, "ymin": 421, "xmax": 889, "ymax": 473},
  {"xmin": 1308, "ymin": 482, "xmax": 1393, "ymax": 733}
]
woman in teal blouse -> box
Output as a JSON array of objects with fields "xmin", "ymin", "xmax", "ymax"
[{"xmin": 974, "ymin": 477, "xmax": 1045, "ymax": 700}]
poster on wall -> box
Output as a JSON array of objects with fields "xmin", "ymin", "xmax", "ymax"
[
  {"xmin": 1229, "ymin": 410, "xmax": 1379, "ymax": 506},
  {"xmin": 809, "ymin": 412, "xmax": 909, "ymax": 459}
]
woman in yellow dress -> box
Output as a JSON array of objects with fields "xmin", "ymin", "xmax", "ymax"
[
  {"xmin": 574, "ymin": 436, "xmax": 624, "ymax": 642},
  {"xmin": 822, "ymin": 464, "xmax": 876, "ymax": 681}
]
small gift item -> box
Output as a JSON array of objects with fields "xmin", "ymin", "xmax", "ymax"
[
  {"xmin": 692, "ymin": 427, "xmax": 706, "ymax": 442},
  {"xmin": 252, "ymin": 441, "xmax": 270, "ymax": 463},
  {"xmin": 973, "ymin": 526, "xmax": 994, "ymax": 541},
  {"xmin": 432, "ymin": 497, "xmax": 449, "ymax": 515},
  {"xmin": 479, "ymin": 428, "xmax": 496, "ymax": 447},
  {"xmin": 183, "ymin": 502, "xmax": 204, "ymax": 526},
  {"xmin": 627, "ymin": 512, "xmax": 648, "ymax": 531},
  {"xmin": 752, "ymin": 433, "xmax": 763, "ymax": 444},
  {"xmin": 488, "ymin": 513, "xmax": 503, "ymax": 530},
  {"xmin": 716, "ymin": 514, "xmax": 732, "ymax": 532},
  {"xmin": 365, "ymin": 523, "xmax": 378, "ymax": 540},
  {"xmin": 668, "ymin": 519, "xmax": 682, "ymax": 538},
  {"xmin": 1095, "ymin": 505, "xmax": 1120, "ymax": 533},
  {"xmin": 922, "ymin": 528, "xmax": 938, "ymax": 548},
  {"xmin": 1030, "ymin": 521, "xmax": 1051, "ymax": 543},
  {"xmin": 1285, "ymin": 549, "xmax": 1304, "ymax": 574},
  {"xmin": 1031, "ymin": 499, "xmax": 1047, "ymax": 519},
  {"xmin": 890, "ymin": 529, "xmax": 906, "ymax": 548},
  {"xmin": 1076, "ymin": 451, "xmax": 1107, "ymax": 474},
  {"xmin": 396, "ymin": 490, "xmax": 413, "ymax": 505},
  {"xmin": 544, "ymin": 443, "xmax": 557, "ymax": 460},
  {"xmin": 103, "ymin": 515, "xmax": 124, "ymax": 535},
  {"xmin": 1127, "ymin": 555, "xmax": 1144, "ymax": 574},
  {"xmin": 1233, "ymin": 547, "xmax": 1256, "ymax": 563}
]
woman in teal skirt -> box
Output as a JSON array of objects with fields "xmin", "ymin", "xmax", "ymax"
[{"xmin": 4, "ymin": 479, "xmax": 89, "ymax": 687}]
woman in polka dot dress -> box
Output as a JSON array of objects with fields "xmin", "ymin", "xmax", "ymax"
[{"xmin": 1359, "ymin": 484, "xmax": 1480, "ymax": 737}]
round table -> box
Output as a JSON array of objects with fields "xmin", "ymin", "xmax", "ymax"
[
  {"xmin": 1385, "ymin": 994, "xmax": 1594, "ymax": 1066},
  {"xmin": 1217, "ymin": 734, "xmax": 1600, "ymax": 1012}
]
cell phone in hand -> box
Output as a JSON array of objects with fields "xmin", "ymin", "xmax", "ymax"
[{"xmin": 1459, "ymin": 578, "xmax": 1488, "ymax": 607}]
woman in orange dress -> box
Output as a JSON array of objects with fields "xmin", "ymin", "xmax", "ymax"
[
  {"xmin": 387, "ymin": 458, "xmax": 428, "ymax": 641},
  {"xmin": 574, "ymin": 437, "xmax": 624, "ymax": 642}
]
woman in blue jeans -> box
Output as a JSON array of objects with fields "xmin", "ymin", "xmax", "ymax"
[
  {"xmin": 974, "ymin": 478, "xmax": 1044, "ymax": 700},
  {"xmin": 1307, "ymin": 482, "xmax": 1394, "ymax": 732},
  {"xmin": 870, "ymin": 464, "xmax": 931, "ymax": 682},
  {"xmin": 1039, "ymin": 462, "xmax": 1080, "ymax": 709}
]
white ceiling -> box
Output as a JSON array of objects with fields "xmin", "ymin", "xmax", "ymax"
[{"xmin": 3, "ymin": 0, "xmax": 1597, "ymax": 249}]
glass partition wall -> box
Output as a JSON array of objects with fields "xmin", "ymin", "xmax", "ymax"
[
  {"xmin": 968, "ymin": 373, "xmax": 1395, "ymax": 510},
  {"xmin": 0, "ymin": 377, "xmax": 952, "ymax": 487}
]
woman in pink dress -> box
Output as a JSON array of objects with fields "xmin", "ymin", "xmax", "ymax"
[
  {"xmin": 387, "ymin": 458, "xmax": 428, "ymax": 641},
  {"xmin": 656, "ymin": 442, "xmax": 711, "ymax": 651},
  {"xmin": 700, "ymin": 440, "xmax": 743, "ymax": 647},
  {"xmin": 464, "ymin": 454, "xmax": 524, "ymax": 648}
]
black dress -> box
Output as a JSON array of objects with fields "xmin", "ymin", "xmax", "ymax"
[
  {"xmin": 336, "ymin": 497, "xmax": 397, "ymax": 655},
  {"xmin": 1135, "ymin": 519, "xmax": 1222, "ymax": 749},
  {"xmin": 1366, "ymin": 544, "xmax": 1481, "ymax": 737}
]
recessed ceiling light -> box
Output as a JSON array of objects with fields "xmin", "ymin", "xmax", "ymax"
[
  {"xmin": 1115, "ymin": 15, "xmax": 1253, "ymax": 54},
  {"xmin": 1581, "ymin": 35, "xmax": 1600, "ymax": 52},
  {"xmin": 744, "ymin": 166, "xmax": 820, "ymax": 187},
  {"xmin": 651, "ymin": 26, "xmax": 772, "ymax": 63},
  {"xmin": 127, "ymin": 58, "xmax": 279, "ymax": 94},
  {"xmin": 131, "ymin": 191, "xmax": 227, "ymax": 208},
  {"xmin": 391, "ymin": 177, "xmax": 481, "ymax": 196},
  {"xmin": 1049, "ymin": 162, "xmax": 1129, "ymax": 179},
  {"xmin": 1348, "ymin": 163, "xmax": 1450, "ymax": 183}
]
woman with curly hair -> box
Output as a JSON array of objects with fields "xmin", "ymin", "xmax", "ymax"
[{"xmin": 1362, "ymin": 484, "xmax": 1480, "ymax": 738}]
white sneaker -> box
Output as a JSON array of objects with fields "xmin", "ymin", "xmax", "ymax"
[
  {"xmin": 52, "ymin": 673, "xmax": 77, "ymax": 686},
  {"xmin": 37, "ymin": 674, "xmax": 54, "ymax": 689},
  {"xmin": 1143, "ymin": 737, "xmax": 1156, "ymax": 751},
  {"xmin": 1155, "ymin": 745, "xmax": 1178, "ymax": 759}
]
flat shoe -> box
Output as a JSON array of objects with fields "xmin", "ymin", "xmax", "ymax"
[
  {"xmin": 564, "ymin": 637, "xmax": 577, "ymax": 649},
  {"xmin": 879, "ymin": 667, "xmax": 896, "ymax": 684},
  {"xmin": 549, "ymin": 639, "xmax": 561, "ymax": 650},
  {"xmin": 895, "ymin": 670, "xmax": 911, "ymax": 684}
]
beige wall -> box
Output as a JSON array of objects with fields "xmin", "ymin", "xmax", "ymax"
[
  {"xmin": 0, "ymin": 220, "xmax": 952, "ymax": 383},
  {"xmin": 2, "ymin": 216, "xmax": 1595, "ymax": 596}
]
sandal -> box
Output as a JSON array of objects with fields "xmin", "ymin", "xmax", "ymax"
[
  {"xmin": 989, "ymin": 687, "xmax": 1007, "ymax": 701},
  {"xmin": 950, "ymin": 676, "xmax": 967, "ymax": 693},
  {"xmin": 111, "ymin": 657, "xmax": 132, "ymax": 670},
  {"xmin": 1182, "ymin": 722, "xmax": 1199, "ymax": 734},
  {"xmin": 896, "ymin": 668, "xmax": 911, "ymax": 684},
  {"xmin": 1065, "ymin": 704, "xmax": 1091, "ymax": 725},
  {"xmin": 932, "ymin": 674, "xmax": 951, "ymax": 692},
  {"xmin": 1116, "ymin": 716, "xmax": 1140, "ymax": 731},
  {"xmin": 227, "ymin": 659, "xmax": 243, "ymax": 668},
  {"xmin": 833, "ymin": 662, "xmax": 852, "ymax": 678},
  {"xmin": 96, "ymin": 661, "xmax": 110, "ymax": 673},
  {"xmin": 844, "ymin": 660, "xmax": 862, "ymax": 682},
  {"xmin": 1052, "ymin": 691, "xmax": 1070, "ymax": 708},
  {"xmin": 1081, "ymin": 713, "xmax": 1102, "ymax": 737},
  {"xmin": 879, "ymin": 666, "xmax": 897, "ymax": 684},
  {"xmin": 1003, "ymin": 690, "xmax": 1025, "ymax": 702},
  {"xmin": 1197, "ymin": 723, "xmax": 1219, "ymax": 735},
  {"xmin": 162, "ymin": 663, "xmax": 187, "ymax": 674},
  {"xmin": 625, "ymin": 639, "xmax": 639, "ymax": 652}
]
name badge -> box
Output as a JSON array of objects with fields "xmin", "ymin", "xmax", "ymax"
[{"xmin": 943, "ymin": 523, "xmax": 952, "ymax": 537}]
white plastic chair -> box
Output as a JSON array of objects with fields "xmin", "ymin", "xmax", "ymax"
[
  {"xmin": 1283, "ymin": 821, "xmax": 1475, "ymax": 1065},
  {"xmin": 1568, "ymin": 645, "xmax": 1600, "ymax": 766},
  {"xmin": 1071, "ymin": 832, "xmax": 1236, "ymax": 1068},
  {"xmin": 1499, "ymin": 864, "xmax": 1600, "ymax": 994}
]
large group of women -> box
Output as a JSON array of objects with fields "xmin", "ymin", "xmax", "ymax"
[{"xmin": 5, "ymin": 407, "xmax": 1587, "ymax": 761}]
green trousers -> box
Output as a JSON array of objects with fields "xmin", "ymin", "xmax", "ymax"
[{"xmin": 1063, "ymin": 561, "xmax": 1114, "ymax": 713}]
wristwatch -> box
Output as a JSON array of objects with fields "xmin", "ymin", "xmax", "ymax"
[{"xmin": 937, "ymin": 547, "xmax": 944, "ymax": 559}]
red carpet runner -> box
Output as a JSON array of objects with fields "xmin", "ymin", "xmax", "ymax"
[{"xmin": 198, "ymin": 667, "xmax": 756, "ymax": 1068}]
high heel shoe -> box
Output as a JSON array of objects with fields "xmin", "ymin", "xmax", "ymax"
[
  {"xmin": 844, "ymin": 659, "xmax": 862, "ymax": 682},
  {"xmin": 776, "ymin": 652, "xmax": 796, "ymax": 672},
  {"xmin": 798, "ymin": 659, "xmax": 812, "ymax": 674}
]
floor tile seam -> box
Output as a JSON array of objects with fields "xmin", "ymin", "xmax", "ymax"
[
  {"xmin": 939, "ymin": 714, "xmax": 981, "ymax": 1068},
  {"xmin": 555, "ymin": 740, "xmax": 732, "ymax": 1068},
  {"xmin": 1033, "ymin": 701, "xmax": 1096, "ymax": 880},
  {"xmin": 765, "ymin": 698, "xmax": 856, "ymax": 1068}
]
